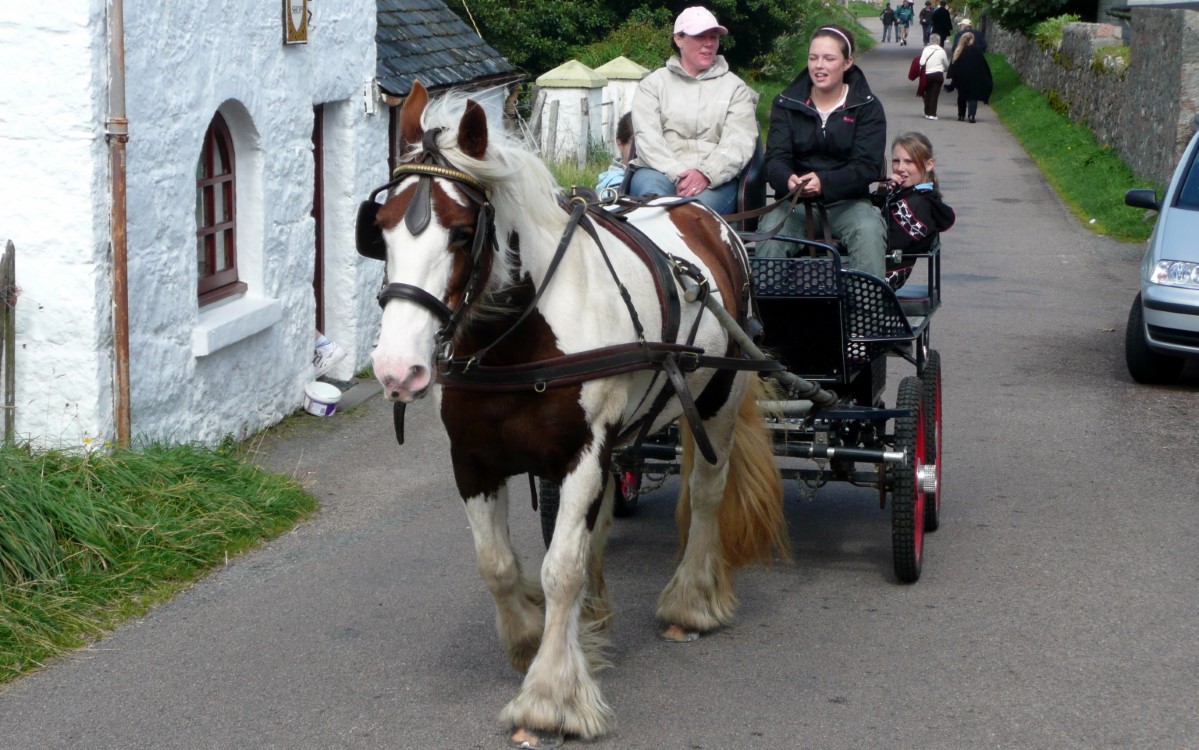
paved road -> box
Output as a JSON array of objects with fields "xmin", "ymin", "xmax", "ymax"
[{"xmin": 3, "ymin": 21, "xmax": 1197, "ymax": 750}]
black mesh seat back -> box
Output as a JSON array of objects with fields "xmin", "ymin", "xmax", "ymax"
[
  {"xmin": 842, "ymin": 271, "xmax": 915, "ymax": 364},
  {"xmin": 751, "ymin": 256, "xmax": 851, "ymax": 383}
]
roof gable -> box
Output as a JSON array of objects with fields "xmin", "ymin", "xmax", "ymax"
[{"xmin": 376, "ymin": 0, "xmax": 517, "ymax": 96}]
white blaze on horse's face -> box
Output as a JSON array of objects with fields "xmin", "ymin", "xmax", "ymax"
[{"xmin": 371, "ymin": 177, "xmax": 475, "ymax": 402}]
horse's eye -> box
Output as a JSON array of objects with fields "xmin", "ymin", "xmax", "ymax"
[{"xmin": 450, "ymin": 226, "xmax": 475, "ymax": 246}]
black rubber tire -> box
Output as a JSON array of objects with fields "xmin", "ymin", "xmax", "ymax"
[
  {"xmin": 1125, "ymin": 294, "xmax": 1184, "ymax": 384},
  {"xmin": 922, "ymin": 350, "xmax": 942, "ymax": 533},
  {"xmin": 892, "ymin": 376, "xmax": 926, "ymax": 584},
  {"xmin": 538, "ymin": 477, "xmax": 559, "ymax": 548}
]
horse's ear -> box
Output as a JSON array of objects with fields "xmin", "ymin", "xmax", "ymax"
[
  {"xmin": 457, "ymin": 99, "xmax": 488, "ymax": 160},
  {"xmin": 399, "ymin": 80, "xmax": 429, "ymax": 151}
]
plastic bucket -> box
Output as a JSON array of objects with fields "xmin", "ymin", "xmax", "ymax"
[{"xmin": 303, "ymin": 381, "xmax": 342, "ymax": 417}]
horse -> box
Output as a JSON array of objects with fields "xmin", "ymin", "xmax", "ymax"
[{"xmin": 357, "ymin": 80, "xmax": 788, "ymax": 748}]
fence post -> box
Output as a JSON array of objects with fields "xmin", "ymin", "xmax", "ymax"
[
  {"xmin": 545, "ymin": 99, "xmax": 560, "ymax": 162},
  {"xmin": 2, "ymin": 240, "xmax": 15, "ymax": 445},
  {"xmin": 529, "ymin": 88, "xmax": 546, "ymax": 147},
  {"xmin": 577, "ymin": 97, "xmax": 590, "ymax": 170}
]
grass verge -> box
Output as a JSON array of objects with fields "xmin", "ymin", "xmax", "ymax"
[
  {"xmin": 0, "ymin": 443, "xmax": 316, "ymax": 684},
  {"xmin": 986, "ymin": 52, "xmax": 1158, "ymax": 242}
]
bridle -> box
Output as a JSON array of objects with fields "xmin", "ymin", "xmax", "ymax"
[
  {"xmin": 355, "ymin": 134, "xmax": 787, "ymax": 463},
  {"xmin": 355, "ymin": 130, "xmax": 497, "ymax": 358}
]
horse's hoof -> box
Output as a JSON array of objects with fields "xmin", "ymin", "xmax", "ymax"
[
  {"xmin": 659, "ymin": 624, "xmax": 699, "ymax": 643},
  {"xmin": 510, "ymin": 727, "xmax": 564, "ymax": 749}
]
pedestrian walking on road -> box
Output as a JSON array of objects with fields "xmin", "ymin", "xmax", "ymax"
[
  {"xmin": 931, "ymin": 0, "xmax": 953, "ymax": 48},
  {"xmin": 895, "ymin": 1, "xmax": 914, "ymax": 45},
  {"xmin": 919, "ymin": 34, "xmax": 949, "ymax": 119},
  {"xmin": 881, "ymin": 3, "xmax": 895, "ymax": 41},
  {"xmin": 946, "ymin": 31, "xmax": 993, "ymax": 123},
  {"xmin": 919, "ymin": 1, "xmax": 934, "ymax": 45},
  {"xmin": 952, "ymin": 17, "xmax": 987, "ymax": 52}
]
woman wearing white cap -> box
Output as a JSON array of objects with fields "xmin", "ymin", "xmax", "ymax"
[{"xmin": 628, "ymin": 6, "xmax": 758, "ymax": 214}]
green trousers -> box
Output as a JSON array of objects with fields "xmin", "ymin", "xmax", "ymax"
[{"xmin": 755, "ymin": 198, "xmax": 887, "ymax": 278}]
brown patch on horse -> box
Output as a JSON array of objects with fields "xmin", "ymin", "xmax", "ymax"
[
  {"xmin": 441, "ymin": 284, "xmax": 592, "ymax": 499},
  {"xmin": 373, "ymin": 178, "xmax": 487, "ymax": 314},
  {"xmin": 666, "ymin": 205, "xmax": 745, "ymax": 417},
  {"xmin": 375, "ymin": 181, "xmax": 417, "ymax": 232},
  {"xmin": 666, "ymin": 206, "xmax": 747, "ymax": 323},
  {"xmin": 399, "ymin": 81, "xmax": 429, "ymax": 150}
]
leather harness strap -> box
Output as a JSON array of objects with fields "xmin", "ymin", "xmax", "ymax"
[{"xmin": 439, "ymin": 340, "xmax": 782, "ymax": 392}]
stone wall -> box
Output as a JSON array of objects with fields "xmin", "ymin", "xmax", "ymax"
[{"xmin": 989, "ymin": 9, "xmax": 1199, "ymax": 185}]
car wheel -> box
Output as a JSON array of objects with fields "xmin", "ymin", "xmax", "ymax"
[{"xmin": 1125, "ymin": 294, "xmax": 1184, "ymax": 384}]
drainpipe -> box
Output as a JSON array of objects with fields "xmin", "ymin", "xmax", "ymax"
[{"xmin": 106, "ymin": 0, "xmax": 131, "ymax": 446}]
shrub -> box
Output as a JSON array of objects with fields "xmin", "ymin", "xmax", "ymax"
[
  {"xmin": 758, "ymin": 0, "xmax": 873, "ymax": 80},
  {"xmin": 1030, "ymin": 13, "xmax": 1081, "ymax": 49},
  {"xmin": 1091, "ymin": 44, "xmax": 1129, "ymax": 75},
  {"xmin": 444, "ymin": 0, "xmax": 618, "ymax": 76},
  {"xmin": 447, "ymin": 0, "xmax": 806, "ymax": 79},
  {"xmin": 983, "ymin": 0, "xmax": 1071, "ymax": 33},
  {"xmin": 571, "ymin": 9, "xmax": 673, "ymax": 70}
]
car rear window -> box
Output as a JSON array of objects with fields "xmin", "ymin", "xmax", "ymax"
[{"xmin": 1174, "ymin": 146, "xmax": 1199, "ymax": 210}]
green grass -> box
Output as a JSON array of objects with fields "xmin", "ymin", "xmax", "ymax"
[
  {"xmin": 986, "ymin": 53, "xmax": 1159, "ymax": 241},
  {"xmin": 849, "ymin": 1, "xmax": 881, "ymax": 17},
  {"xmin": 0, "ymin": 443, "xmax": 315, "ymax": 683}
]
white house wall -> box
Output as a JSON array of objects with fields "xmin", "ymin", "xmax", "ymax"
[
  {"xmin": 0, "ymin": 4, "xmax": 116, "ymax": 447},
  {"xmin": 1, "ymin": 1, "xmax": 390, "ymax": 448}
]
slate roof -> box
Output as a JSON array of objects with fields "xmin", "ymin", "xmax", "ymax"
[{"xmin": 376, "ymin": 0, "xmax": 519, "ymax": 97}]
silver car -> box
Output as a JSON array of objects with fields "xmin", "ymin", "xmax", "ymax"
[{"xmin": 1124, "ymin": 125, "xmax": 1199, "ymax": 383}]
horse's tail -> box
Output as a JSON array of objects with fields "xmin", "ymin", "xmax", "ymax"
[{"xmin": 676, "ymin": 374, "xmax": 790, "ymax": 569}]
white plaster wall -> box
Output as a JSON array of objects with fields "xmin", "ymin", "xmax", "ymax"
[
  {"xmin": 539, "ymin": 88, "xmax": 605, "ymax": 162},
  {"xmin": 600, "ymin": 80, "xmax": 639, "ymax": 151},
  {"xmin": 0, "ymin": 4, "xmax": 113, "ymax": 447},
  {"xmin": 121, "ymin": 0, "xmax": 388, "ymax": 446},
  {"xmin": 0, "ymin": 2, "xmax": 389, "ymax": 448}
]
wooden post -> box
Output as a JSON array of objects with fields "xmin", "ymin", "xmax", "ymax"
[
  {"xmin": 529, "ymin": 88, "xmax": 546, "ymax": 146},
  {"xmin": 546, "ymin": 99, "xmax": 560, "ymax": 162},
  {"xmin": 577, "ymin": 97, "xmax": 590, "ymax": 170},
  {"xmin": 2, "ymin": 240, "xmax": 15, "ymax": 444}
]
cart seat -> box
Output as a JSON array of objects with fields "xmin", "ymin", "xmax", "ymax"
[
  {"xmin": 621, "ymin": 139, "xmax": 766, "ymax": 230},
  {"xmin": 896, "ymin": 284, "xmax": 932, "ymax": 318}
]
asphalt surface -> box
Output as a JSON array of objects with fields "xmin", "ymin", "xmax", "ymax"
[{"xmin": 2, "ymin": 19, "xmax": 1197, "ymax": 750}]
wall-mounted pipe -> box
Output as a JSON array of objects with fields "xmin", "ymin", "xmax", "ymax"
[{"xmin": 106, "ymin": 0, "xmax": 131, "ymax": 446}]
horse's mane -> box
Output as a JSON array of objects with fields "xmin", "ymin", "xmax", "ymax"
[{"xmin": 416, "ymin": 91, "xmax": 570, "ymax": 292}]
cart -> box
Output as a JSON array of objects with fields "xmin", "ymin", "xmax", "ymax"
[{"xmin": 538, "ymin": 234, "xmax": 944, "ymax": 584}]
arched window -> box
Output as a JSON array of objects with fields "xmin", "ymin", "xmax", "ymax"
[{"xmin": 196, "ymin": 114, "xmax": 244, "ymax": 304}]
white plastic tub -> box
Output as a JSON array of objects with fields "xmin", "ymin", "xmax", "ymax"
[{"xmin": 303, "ymin": 381, "xmax": 342, "ymax": 417}]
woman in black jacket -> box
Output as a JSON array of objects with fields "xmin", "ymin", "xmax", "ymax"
[
  {"xmin": 758, "ymin": 25, "xmax": 889, "ymax": 277},
  {"xmin": 946, "ymin": 32, "xmax": 993, "ymax": 122}
]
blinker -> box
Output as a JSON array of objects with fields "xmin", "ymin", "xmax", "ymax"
[{"xmin": 355, "ymin": 200, "xmax": 387, "ymax": 260}]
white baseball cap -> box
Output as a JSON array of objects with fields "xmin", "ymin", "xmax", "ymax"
[
  {"xmin": 958, "ymin": 17, "xmax": 972, "ymax": 25},
  {"xmin": 674, "ymin": 7, "xmax": 728, "ymax": 36}
]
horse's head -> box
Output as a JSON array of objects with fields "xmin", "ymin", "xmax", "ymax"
[{"xmin": 356, "ymin": 81, "xmax": 496, "ymax": 402}]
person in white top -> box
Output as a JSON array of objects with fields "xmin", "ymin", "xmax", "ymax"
[{"xmin": 919, "ymin": 34, "xmax": 950, "ymax": 119}]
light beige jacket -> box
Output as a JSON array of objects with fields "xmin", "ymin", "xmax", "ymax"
[
  {"xmin": 920, "ymin": 44, "xmax": 949, "ymax": 75},
  {"xmin": 630, "ymin": 55, "xmax": 759, "ymax": 187}
]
